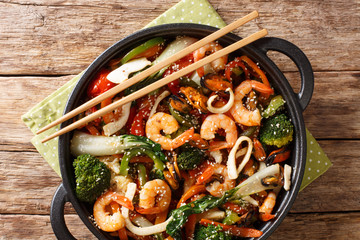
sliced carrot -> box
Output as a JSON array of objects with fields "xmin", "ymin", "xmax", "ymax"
[
  {"xmin": 118, "ymin": 227, "xmax": 128, "ymax": 240},
  {"xmin": 222, "ymin": 202, "xmax": 248, "ymax": 215},
  {"xmin": 136, "ymin": 206, "xmax": 163, "ymax": 215},
  {"xmin": 185, "ymin": 214, "xmax": 197, "ymax": 240},
  {"xmin": 190, "ymin": 193, "xmax": 206, "ymax": 202},
  {"xmin": 195, "ymin": 165, "xmax": 215, "ymax": 185},
  {"xmin": 85, "ymin": 124, "xmax": 100, "ymax": 135},
  {"xmin": 155, "ymin": 209, "xmax": 168, "ymax": 225},
  {"xmin": 259, "ymin": 213, "xmax": 276, "ymax": 221},
  {"xmin": 108, "ymin": 191, "xmax": 134, "ymax": 211},
  {"xmin": 101, "ymin": 97, "xmax": 115, "ymax": 124},
  {"xmin": 177, "ymin": 184, "xmax": 207, "ymax": 208},
  {"xmin": 109, "ymin": 202, "xmax": 120, "ymax": 213},
  {"xmin": 164, "ymin": 237, "xmax": 174, "ymax": 240},
  {"xmin": 239, "ymin": 56, "xmax": 270, "ymax": 87},
  {"xmin": 188, "ymin": 160, "xmax": 212, "ymax": 179},
  {"xmin": 242, "ymin": 158, "xmax": 256, "ymax": 177},
  {"xmin": 126, "ymin": 230, "xmax": 154, "ymax": 240},
  {"xmin": 199, "ymin": 219, "xmax": 263, "ymax": 238},
  {"xmin": 240, "ymin": 55, "xmax": 271, "ymax": 99},
  {"xmin": 209, "ymin": 141, "xmax": 232, "ymax": 151},
  {"xmin": 134, "ymin": 44, "xmax": 163, "ymax": 60}
]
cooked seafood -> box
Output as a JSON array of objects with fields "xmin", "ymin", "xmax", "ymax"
[{"xmin": 71, "ymin": 36, "xmax": 294, "ymax": 240}]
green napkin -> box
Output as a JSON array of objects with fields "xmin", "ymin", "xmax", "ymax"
[{"xmin": 21, "ymin": 0, "xmax": 331, "ymax": 190}]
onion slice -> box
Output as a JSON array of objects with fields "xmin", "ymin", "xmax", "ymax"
[
  {"xmin": 284, "ymin": 164, "xmax": 292, "ymax": 191},
  {"xmin": 107, "ymin": 57, "xmax": 151, "ymax": 84},
  {"xmin": 207, "ymin": 87, "xmax": 234, "ymax": 114},
  {"xmin": 149, "ymin": 90, "xmax": 170, "ymax": 118},
  {"xmin": 122, "ymin": 183, "xmax": 172, "ymax": 236},
  {"xmin": 227, "ymin": 136, "xmax": 253, "ymax": 179},
  {"xmin": 210, "ymin": 150, "xmax": 222, "ymax": 164},
  {"xmin": 103, "ymin": 102, "xmax": 131, "ymax": 136},
  {"xmin": 197, "ymin": 209, "xmax": 225, "ymax": 221},
  {"xmin": 242, "ymin": 196, "xmax": 259, "ymax": 207}
]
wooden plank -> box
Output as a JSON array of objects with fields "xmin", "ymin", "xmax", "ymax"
[
  {"xmin": 269, "ymin": 212, "xmax": 360, "ymax": 240},
  {"xmin": 1, "ymin": 212, "xmax": 359, "ymax": 239},
  {"xmin": 0, "ymin": 140, "xmax": 359, "ymax": 215},
  {"xmin": 0, "ymin": 71, "xmax": 358, "ymax": 148},
  {"xmin": 0, "ymin": 75, "xmax": 74, "ymax": 148},
  {"xmin": 0, "ymin": 0, "xmax": 358, "ymax": 75},
  {"xmin": 290, "ymin": 140, "xmax": 360, "ymax": 213},
  {"xmin": 0, "ymin": 214, "xmax": 95, "ymax": 240}
]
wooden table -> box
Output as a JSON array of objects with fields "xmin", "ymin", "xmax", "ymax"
[{"xmin": 1, "ymin": 0, "xmax": 359, "ymax": 239}]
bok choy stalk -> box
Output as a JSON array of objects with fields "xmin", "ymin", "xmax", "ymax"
[
  {"xmin": 70, "ymin": 131, "xmax": 166, "ymax": 162},
  {"xmin": 119, "ymin": 148, "xmax": 166, "ymax": 177},
  {"xmin": 166, "ymin": 164, "xmax": 280, "ymax": 240}
]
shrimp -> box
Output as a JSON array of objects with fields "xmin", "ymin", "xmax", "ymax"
[
  {"xmin": 203, "ymin": 164, "xmax": 236, "ymax": 197},
  {"xmin": 193, "ymin": 41, "xmax": 228, "ymax": 77},
  {"xmin": 137, "ymin": 179, "xmax": 171, "ymax": 214},
  {"xmin": 230, "ymin": 80, "xmax": 274, "ymax": 126},
  {"xmin": 259, "ymin": 191, "xmax": 276, "ymax": 221},
  {"xmin": 146, "ymin": 112, "xmax": 194, "ymax": 150},
  {"xmin": 93, "ymin": 190, "xmax": 134, "ymax": 232},
  {"xmin": 200, "ymin": 113, "xmax": 237, "ymax": 151}
]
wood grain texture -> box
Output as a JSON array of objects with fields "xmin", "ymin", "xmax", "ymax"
[
  {"xmin": 1, "ymin": 212, "xmax": 359, "ymax": 239},
  {"xmin": 0, "ymin": 139, "xmax": 358, "ymax": 215},
  {"xmin": 0, "ymin": 0, "xmax": 359, "ymax": 75},
  {"xmin": 1, "ymin": 0, "xmax": 358, "ymax": 239},
  {"xmin": 0, "ymin": 71, "xmax": 358, "ymax": 148}
]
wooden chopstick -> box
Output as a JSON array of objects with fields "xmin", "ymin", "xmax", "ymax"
[
  {"xmin": 41, "ymin": 28, "xmax": 268, "ymax": 143},
  {"xmin": 36, "ymin": 11, "xmax": 259, "ymax": 135}
]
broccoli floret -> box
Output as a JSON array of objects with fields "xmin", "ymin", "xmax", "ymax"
[
  {"xmin": 177, "ymin": 144, "xmax": 205, "ymax": 170},
  {"xmin": 262, "ymin": 95, "xmax": 286, "ymax": 118},
  {"xmin": 260, "ymin": 114, "xmax": 294, "ymax": 148},
  {"xmin": 73, "ymin": 154, "xmax": 111, "ymax": 203},
  {"xmin": 194, "ymin": 224, "xmax": 232, "ymax": 240}
]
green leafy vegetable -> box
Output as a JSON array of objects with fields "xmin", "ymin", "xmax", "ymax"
[
  {"xmin": 177, "ymin": 144, "xmax": 205, "ymax": 170},
  {"xmin": 166, "ymin": 164, "xmax": 280, "ymax": 239},
  {"xmin": 166, "ymin": 188, "xmax": 239, "ymax": 239},
  {"xmin": 262, "ymin": 95, "xmax": 286, "ymax": 118},
  {"xmin": 73, "ymin": 154, "xmax": 111, "ymax": 203},
  {"xmin": 194, "ymin": 224, "xmax": 231, "ymax": 240},
  {"xmin": 120, "ymin": 37, "xmax": 165, "ymax": 64},
  {"xmin": 71, "ymin": 131, "xmax": 166, "ymax": 162}
]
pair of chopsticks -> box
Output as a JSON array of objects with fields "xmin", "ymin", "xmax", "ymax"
[{"xmin": 38, "ymin": 10, "xmax": 267, "ymax": 143}]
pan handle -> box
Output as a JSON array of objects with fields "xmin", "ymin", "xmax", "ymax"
[
  {"xmin": 50, "ymin": 183, "xmax": 76, "ymax": 240},
  {"xmin": 254, "ymin": 37, "xmax": 314, "ymax": 111}
]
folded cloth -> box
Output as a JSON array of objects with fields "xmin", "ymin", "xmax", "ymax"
[{"xmin": 21, "ymin": 0, "xmax": 331, "ymax": 190}]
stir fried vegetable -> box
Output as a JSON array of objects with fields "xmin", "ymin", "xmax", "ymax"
[
  {"xmin": 70, "ymin": 36, "xmax": 296, "ymax": 240},
  {"xmin": 73, "ymin": 154, "xmax": 111, "ymax": 203}
]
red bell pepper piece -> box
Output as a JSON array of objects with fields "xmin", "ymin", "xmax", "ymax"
[
  {"xmin": 130, "ymin": 96, "xmax": 156, "ymax": 136},
  {"xmin": 225, "ymin": 57, "xmax": 249, "ymax": 81},
  {"xmin": 87, "ymin": 68, "xmax": 116, "ymax": 98},
  {"xmin": 163, "ymin": 53, "xmax": 194, "ymax": 95},
  {"xmin": 125, "ymin": 105, "xmax": 137, "ymax": 133}
]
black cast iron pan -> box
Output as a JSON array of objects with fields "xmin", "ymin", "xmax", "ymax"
[{"xmin": 51, "ymin": 23, "xmax": 314, "ymax": 240}]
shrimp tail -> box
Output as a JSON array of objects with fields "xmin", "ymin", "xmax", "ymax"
[
  {"xmin": 170, "ymin": 127, "xmax": 195, "ymax": 150},
  {"xmin": 250, "ymin": 80, "xmax": 274, "ymax": 95},
  {"xmin": 136, "ymin": 206, "xmax": 163, "ymax": 214},
  {"xmin": 209, "ymin": 141, "xmax": 233, "ymax": 151},
  {"xmin": 112, "ymin": 194, "xmax": 134, "ymax": 211},
  {"xmin": 259, "ymin": 213, "xmax": 276, "ymax": 221}
]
